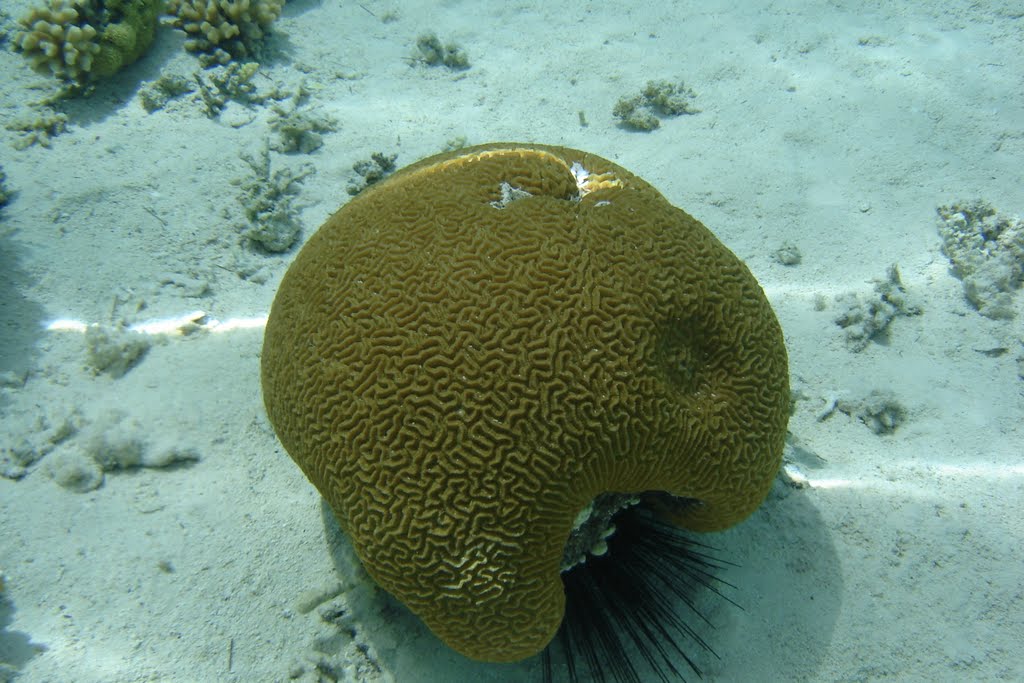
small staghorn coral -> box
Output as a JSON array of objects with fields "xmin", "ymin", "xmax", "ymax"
[{"xmin": 165, "ymin": 0, "xmax": 284, "ymax": 66}]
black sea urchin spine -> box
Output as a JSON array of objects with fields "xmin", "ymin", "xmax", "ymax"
[{"xmin": 542, "ymin": 504, "xmax": 739, "ymax": 683}]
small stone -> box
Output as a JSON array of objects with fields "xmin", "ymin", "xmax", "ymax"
[{"xmin": 773, "ymin": 242, "xmax": 802, "ymax": 266}]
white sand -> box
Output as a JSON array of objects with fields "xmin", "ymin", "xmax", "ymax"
[{"xmin": 1, "ymin": 1, "xmax": 1022, "ymax": 681}]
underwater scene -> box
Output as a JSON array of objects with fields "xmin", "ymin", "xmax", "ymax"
[{"xmin": 1, "ymin": 1, "xmax": 1022, "ymax": 681}]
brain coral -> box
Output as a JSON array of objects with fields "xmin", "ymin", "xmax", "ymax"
[{"xmin": 261, "ymin": 143, "xmax": 790, "ymax": 662}]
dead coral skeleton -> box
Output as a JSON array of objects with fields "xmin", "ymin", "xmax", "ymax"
[{"xmin": 234, "ymin": 144, "xmax": 314, "ymax": 252}]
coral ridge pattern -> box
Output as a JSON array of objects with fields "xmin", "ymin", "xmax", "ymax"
[{"xmin": 261, "ymin": 143, "xmax": 790, "ymax": 662}]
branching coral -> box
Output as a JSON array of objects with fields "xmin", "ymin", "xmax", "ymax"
[
  {"xmin": 12, "ymin": 0, "xmax": 101, "ymax": 83},
  {"xmin": 12, "ymin": 0, "xmax": 161, "ymax": 84},
  {"xmin": 166, "ymin": 0, "xmax": 284, "ymax": 66}
]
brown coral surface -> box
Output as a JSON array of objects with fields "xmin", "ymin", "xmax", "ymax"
[{"xmin": 261, "ymin": 143, "xmax": 789, "ymax": 662}]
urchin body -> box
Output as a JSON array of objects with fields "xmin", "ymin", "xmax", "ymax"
[{"xmin": 261, "ymin": 143, "xmax": 789, "ymax": 662}]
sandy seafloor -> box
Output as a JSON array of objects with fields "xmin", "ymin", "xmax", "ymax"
[{"xmin": 1, "ymin": 0, "xmax": 1023, "ymax": 681}]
